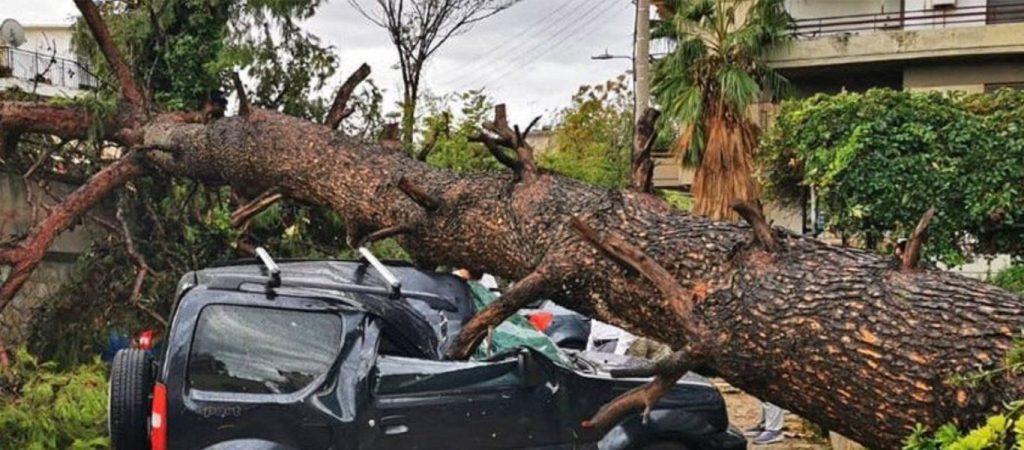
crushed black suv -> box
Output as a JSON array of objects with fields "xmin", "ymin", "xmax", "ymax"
[{"xmin": 108, "ymin": 248, "xmax": 745, "ymax": 450}]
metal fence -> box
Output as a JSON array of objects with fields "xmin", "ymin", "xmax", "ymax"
[
  {"xmin": 0, "ymin": 46, "xmax": 98, "ymax": 91},
  {"xmin": 791, "ymin": 2, "xmax": 1024, "ymax": 38}
]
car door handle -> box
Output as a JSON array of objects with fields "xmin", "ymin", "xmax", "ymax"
[{"xmin": 380, "ymin": 415, "xmax": 409, "ymax": 436}]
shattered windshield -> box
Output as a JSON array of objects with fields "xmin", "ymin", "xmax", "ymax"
[{"xmin": 188, "ymin": 304, "xmax": 343, "ymax": 394}]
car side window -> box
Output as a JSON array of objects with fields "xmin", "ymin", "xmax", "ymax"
[
  {"xmin": 188, "ymin": 304, "xmax": 342, "ymax": 394},
  {"xmin": 374, "ymin": 355, "xmax": 520, "ymax": 396}
]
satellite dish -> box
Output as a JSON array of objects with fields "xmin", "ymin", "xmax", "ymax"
[{"xmin": 0, "ymin": 19, "xmax": 26, "ymax": 48}]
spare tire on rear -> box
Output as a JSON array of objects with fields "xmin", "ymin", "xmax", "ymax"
[{"xmin": 109, "ymin": 348, "xmax": 154, "ymax": 450}]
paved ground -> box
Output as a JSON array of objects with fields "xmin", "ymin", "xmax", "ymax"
[{"xmin": 716, "ymin": 380, "xmax": 830, "ymax": 450}]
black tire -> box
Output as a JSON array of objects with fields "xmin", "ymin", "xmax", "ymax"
[{"xmin": 109, "ymin": 348, "xmax": 153, "ymax": 450}]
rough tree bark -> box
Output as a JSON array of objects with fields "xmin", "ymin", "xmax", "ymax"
[{"xmin": 1, "ymin": 2, "xmax": 1023, "ymax": 448}]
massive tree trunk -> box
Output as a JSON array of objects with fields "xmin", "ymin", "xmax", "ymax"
[{"xmin": 2, "ymin": 3, "xmax": 1023, "ymax": 448}]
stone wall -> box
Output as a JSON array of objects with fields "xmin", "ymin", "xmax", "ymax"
[{"xmin": 0, "ymin": 171, "xmax": 102, "ymax": 345}]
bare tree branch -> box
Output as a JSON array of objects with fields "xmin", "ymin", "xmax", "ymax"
[
  {"xmin": 230, "ymin": 188, "xmax": 284, "ymax": 229},
  {"xmin": 327, "ymin": 63, "xmax": 371, "ymax": 129},
  {"xmin": 903, "ymin": 207, "xmax": 937, "ymax": 271},
  {"xmin": 74, "ymin": 0, "xmax": 148, "ymax": 108},
  {"xmin": 730, "ymin": 201, "xmax": 780, "ymax": 252},
  {"xmin": 232, "ymin": 71, "xmax": 251, "ymax": 117},
  {"xmin": 0, "ymin": 156, "xmax": 144, "ymax": 310}
]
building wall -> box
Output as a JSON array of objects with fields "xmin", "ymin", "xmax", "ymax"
[
  {"xmin": 904, "ymin": 60, "xmax": 1024, "ymax": 92},
  {"xmin": 784, "ymin": 0, "xmax": 901, "ymax": 20},
  {"xmin": 0, "ymin": 172, "xmax": 101, "ymax": 345},
  {"xmin": 22, "ymin": 25, "xmax": 79, "ymax": 60}
]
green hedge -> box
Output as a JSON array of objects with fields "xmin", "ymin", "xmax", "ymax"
[
  {"xmin": 0, "ymin": 348, "xmax": 108, "ymax": 449},
  {"xmin": 760, "ymin": 88, "xmax": 1024, "ymax": 266}
]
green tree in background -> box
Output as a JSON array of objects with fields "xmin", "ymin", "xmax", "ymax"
[
  {"xmin": 652, "ymin": 0, "xmax": 790, "ymax": 220},
  {"xmin": 539, "ymin": 75, "xmax": 634, "ymax": 189},
  {"xmin": 760, "ymin": 88, "xmax": 1024, "ymax": 266},
  {"xmin": 348, "ymin": 0, "xmax": 520, "ymax": 149}
]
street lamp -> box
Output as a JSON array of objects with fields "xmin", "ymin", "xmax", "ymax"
[{"xmin": 591, "ymin": 50, "xmax": 633, "ymax": 61}]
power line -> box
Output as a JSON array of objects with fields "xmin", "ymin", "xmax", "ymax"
[
  {"xmin": 433, "ymin": 0, "xmax": 590, "ymax": 87},
  {"xmin": 455, "ymin": 0, "xmax": 621, "ymax": 91},
  {"xmin": 471, "ymin": 0, "xmax": 628, "ymax": 93}
]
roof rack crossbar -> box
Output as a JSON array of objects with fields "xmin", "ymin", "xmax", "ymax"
[
  {"xmin": 358, "ymin": 246, "xmax": 402, "ymax": 299},
  {"xmin": 255, "ymin": 247, "xmax": 282, "ymax": 288}
]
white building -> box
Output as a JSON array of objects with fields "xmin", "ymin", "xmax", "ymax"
[{"xmin": 1, "ymin": 21, "xmax": 98, "ymax": 97}]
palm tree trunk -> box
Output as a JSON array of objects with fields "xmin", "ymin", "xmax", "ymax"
[{"xmin": 692, "ymin": 107, "xmax": 760, "ymax": 221}]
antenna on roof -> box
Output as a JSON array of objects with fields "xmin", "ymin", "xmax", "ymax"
[
  {"xmin": 358, "ymin": 247, "xmax": 402, "ymax": 299},
  {"xmin": 255, "ymin": 247, "xmax": 281, "ymax": 288}
]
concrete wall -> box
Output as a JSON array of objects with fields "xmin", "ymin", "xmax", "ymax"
[
  {"xmin": 904, "ymin": 60, "xmax": 1024, "ymax": 92},
  {"xmin": 785, "ymin": 0, "xmax": 901, "ymax": 20},
  {"xmin": 22, "ymin": 25, "xmax": 79, "ymax": 61},
  {"xmin": 769, "ymin": 22, "xmax": 1024, "ymax": 69},
  {"xmin": 0, "ymin": 172, "xmax": 101, "ymax": 344}
]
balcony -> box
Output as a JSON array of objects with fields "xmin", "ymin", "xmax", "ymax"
[
  {"xmin": 0, "ymin": 46, "xmax": 99, "ymax": 94},
  {"xmin": 768, "ymin": 2, "xmax": 1024, "ymax": 70},
  {"xmin": 790, "ymin": 2, "xmax": 1024, "ymax": 38}
]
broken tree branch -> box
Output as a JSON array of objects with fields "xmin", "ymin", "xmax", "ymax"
[
  {"xmin": 356, "ymin": 223, "xmax": 414, "ymax": 248},
  {"xmin": 730, "ymin": 201, "xmax": 780, "ymax": 252},
  {"xmin": 631, "ymin": 108, "xmax": 660, "ymax": 193},
  {"xmin": 397, "ymin": 176, "xmax": 440, "ymax": 212},
  {"xmin": 326, "ymin": 63, "xmax": 371, "ymax": 129},
  {"xmin": 232, "ymin": 72, "xmax": 250, "ymax": 117},
  {"xmin": 903, "ymin": 206, "xmax": 937, "ymax": 271},
  {"xmin": 446, "ymin": 266, "xmax": 553, "ymax": 360},
  {"xmin": 571, "ymin": 217, "xmax": 708, "ymax": 339},
  {"xmin": 416, "ymin": 112, "xmax": 449, "ymax": 161},
  {"xmin": 471, "ymin": 133, "xmax": 522, "ymax": 172},
  {"xmin": 583, "ymin": 343, "xmax": 705, "ymax": 430},
  {"xmin": 0, "ymin": 103, "xmax": 97, "ymax": 140},
  {"xmin": 0, "ymin": 155, "xmax": 144, "ymax": 310},
  {"xmin": 230, "ymin": 188, "xmax": 283, "ymax": 229},
  {"xmin": 380, "ymin": 123, "xmax": 402, "ymax": 151},
  {"xmin": 117, "ymin": 205, "xmax": 167, "ymax": 327},
  {"xmin": 74, "ymin": 0, "xmax": 147, "ymax": 109}
]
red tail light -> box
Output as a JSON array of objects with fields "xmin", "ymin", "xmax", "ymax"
[
  {"xmin": 151, "ymin": 382, "xmax": 167, "ymax": 450},
  {"xmin": 528, "ymin": 311, "xmax": 554, "ymax": 332}
]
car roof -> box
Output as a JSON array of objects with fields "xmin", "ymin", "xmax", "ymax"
[{"xmin": 173, "ymin": 259, "xmax": 477, "ymax": 360}]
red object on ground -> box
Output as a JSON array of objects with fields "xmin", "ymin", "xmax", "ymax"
[
  {"xmin": 151, "ymin": 382, "xmax": 167, "ymax": 450},
  {"xmin": 527, "ymin": 311, "xmax": 554, "ymax": 332}
]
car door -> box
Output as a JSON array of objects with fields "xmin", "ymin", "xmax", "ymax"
[{"xmin": 370, "ymin": 351, "xmax": 575, "ymax": 449}]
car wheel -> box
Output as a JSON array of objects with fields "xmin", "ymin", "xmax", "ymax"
[
  {"xmin": 640, "ymin": 441, "xmax": 692, "ymax": 450},
  {"xmin": 109, "ymin": 348, "xmax": 154, "ymax": 450}
]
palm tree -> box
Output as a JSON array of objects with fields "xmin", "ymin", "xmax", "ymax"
[{"xmin": 652, "ymin": 0, "xmax": 790, "ymax": 220}]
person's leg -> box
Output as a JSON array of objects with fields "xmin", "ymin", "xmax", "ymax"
[
  {"xmin": 753, "ymin": 403, "xmax": 785, "ymax": 445},
  {"xmin": 763, "ymin": 402, "xmax": 785, "ymax": 431}
]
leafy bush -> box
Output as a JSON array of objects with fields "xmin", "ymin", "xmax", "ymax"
[
  {"xmin": 760, "ymin": 88, "xmax": 1024, "ymax": 265},
  {"xmin": 993, "ymin": 265, "xmax": 1024, "ymax": 295},
  {"xmin": 0, "ymin": 348, "xmax": 108, "ymax": 449}
]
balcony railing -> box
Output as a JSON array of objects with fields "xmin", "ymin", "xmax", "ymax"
[
  {"xmin": 791, "ymin": 2, "xmax": 1024, "ymax": 38},
  {"xmin": 0, "ymin": 46, "xmax": 99, "ymax": 91}
]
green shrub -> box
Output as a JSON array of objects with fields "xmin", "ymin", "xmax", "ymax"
[
  {"xmin": 993, "ymin": 265, "xmax": 1024, "ymax": 294},
  {"xmin": 760, "ymin": 88, "xmax": 1024, "ymax": 265},
  {"xmin": 0, "ymin": 348, "xmax": 109, "ymax": 449}
]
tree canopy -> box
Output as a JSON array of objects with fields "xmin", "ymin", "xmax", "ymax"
[{"xmin": 760, "ymin": 88, "xmax": 1024, "ymax": 266}]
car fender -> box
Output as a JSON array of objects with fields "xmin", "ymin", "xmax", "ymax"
[
  {"xmin": 202, "ymin": 439, "xmax": 298, "ymax": 450},
  {"xmin": 597, "ymin": 408, "xmax": 716, "ymax": 450}
]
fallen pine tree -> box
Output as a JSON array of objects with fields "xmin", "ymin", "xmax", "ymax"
[{"xmin": 2, "ymin": 2, "xmax": 1024, "ymax": 447}]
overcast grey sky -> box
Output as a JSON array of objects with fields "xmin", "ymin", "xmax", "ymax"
[{"xmin": 3, "ymin": 0, "xmax": 636, "ymax": 124}]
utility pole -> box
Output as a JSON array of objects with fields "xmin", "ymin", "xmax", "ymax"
[{"xmin": 633, "ymin": 0, "xmax": 652, "ymax": 123}]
